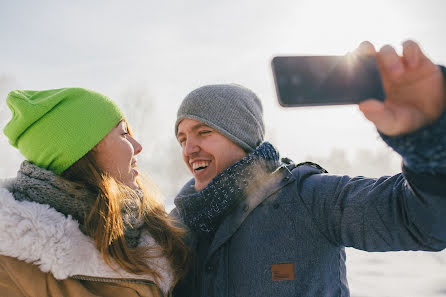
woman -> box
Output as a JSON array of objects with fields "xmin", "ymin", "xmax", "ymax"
[{"xmin": 0, "ymin": 88, "xmax": 188, "ymax": 297}]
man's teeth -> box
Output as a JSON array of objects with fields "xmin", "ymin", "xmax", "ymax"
[{"xmin": 192, "ymin": 161, "xmax": 209, "ymax": 170}]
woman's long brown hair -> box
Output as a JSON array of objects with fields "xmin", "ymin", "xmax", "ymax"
[{"xmin": 62, "ymin": 122, "xmax": 188, "ymax": 286}]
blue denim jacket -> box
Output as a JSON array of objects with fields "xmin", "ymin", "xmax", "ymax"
[{"xmin": 172, "ymin": 67, "xmax": 446, "ymax": 297}]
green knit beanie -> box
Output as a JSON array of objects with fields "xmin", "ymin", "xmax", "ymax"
[{"xmin": 3, "ymin": 88, "xmax": 125, "ymax": 174}]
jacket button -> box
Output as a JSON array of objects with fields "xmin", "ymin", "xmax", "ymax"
[
  {"xmin": 283, "ymin": 176, "xmax": 290, "ymax": 181},
  {"xmin": 243, "ymin": 204, "xmax": 249, "ymax": 212},
  {"xmin": 273, "ymin": 203, "xmax": 280, "ymax": 209},
  {"xmin": 206, "ymin": 265, "xmax": 214, "ymax": 272}
]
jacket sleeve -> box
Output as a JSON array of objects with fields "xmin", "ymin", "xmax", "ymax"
[
  {"xmin": 295, "ymin": 80, "xmax": 446, "ymax": 251},
  {"xmin": 296, "ymin": 166, "xmax": 446, "ymax": 251}
]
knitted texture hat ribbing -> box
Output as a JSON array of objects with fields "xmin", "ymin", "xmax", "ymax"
[
  {"xmin": 3, "ymin": 88, "xmax": 125, "ymax": 174},
  {"xmin": 175, "ymin": 84, "xmax": 265, "ymax": 152}
]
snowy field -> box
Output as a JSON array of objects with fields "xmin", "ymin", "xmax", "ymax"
[{"xmin": 346, "ymin": 248, "xmax": 446, "ymax": 297}]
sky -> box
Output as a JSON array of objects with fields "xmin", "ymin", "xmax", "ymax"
[
  {"xmin": 1, "ymin": 0, "xmax": 446, "ymax": 296},
  {"xmin": 1, "ymin": 0, "xmax": 446, "ymax": 176}
]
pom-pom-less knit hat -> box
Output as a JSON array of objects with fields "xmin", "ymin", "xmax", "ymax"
[
  {"xmin": 175, "ymin": 84, "xmax": 265, "ymax": 152},
  {"xmin": 3, "ymin": 88, "xmax": 125, "ymax": 174}
]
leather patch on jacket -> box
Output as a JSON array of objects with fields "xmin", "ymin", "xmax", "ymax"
[{"xmin": 272, "ymin": 263, "xmax": 294, "ymax": 281}]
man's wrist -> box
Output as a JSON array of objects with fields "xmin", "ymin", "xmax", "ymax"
[
  {"xmin": 380, "ymin": 109, "xmax": 446, "ymax": 174},
  {"xmin": 379, "ymin": 65, "xmax": 446, "ymax": 174}
]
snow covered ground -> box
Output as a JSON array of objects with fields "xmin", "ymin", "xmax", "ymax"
[{"xmin": 346, "ymin": 248, "xmax": 446, "ymax": 297}]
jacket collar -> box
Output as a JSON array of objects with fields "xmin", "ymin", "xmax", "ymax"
[
  {"xmin": 206, "ymin": 165, "xmax": 296, "ymax": 259},
  {"xmin": 0, "ymin": 182, "xmax": 173, "ymax": 294}
]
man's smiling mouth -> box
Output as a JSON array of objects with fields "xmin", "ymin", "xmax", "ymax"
[{"xmin": 192, "ymin": 161, "xmax": 210, "ymax": 171}]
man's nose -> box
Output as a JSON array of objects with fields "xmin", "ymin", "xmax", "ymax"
[{"xmin": 184, "ymin": 138, "xmax": 200, "ymax": 156}]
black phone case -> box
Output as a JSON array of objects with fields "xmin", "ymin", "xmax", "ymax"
[{"xmin": 271, "ymin": 55, "xmax": 385, "ymax": 107}]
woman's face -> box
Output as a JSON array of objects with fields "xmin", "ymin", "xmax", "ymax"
[{"xmin": 92, "ymin": 120, "xmax": 142, "ymax": 189}]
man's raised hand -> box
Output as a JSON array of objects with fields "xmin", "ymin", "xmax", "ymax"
[{"xmin": 357, "ymin": 40, "xmax": 446, "ymax": 136}]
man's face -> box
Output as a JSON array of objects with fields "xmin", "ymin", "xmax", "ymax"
[{"xmin": 177, "ymin": 118, "xmax": 247, "ymax": 191}]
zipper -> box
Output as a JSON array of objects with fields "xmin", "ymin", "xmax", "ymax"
[{"xmin": 71, "ymin": 275, "xmax": 164, "ymax": 296}]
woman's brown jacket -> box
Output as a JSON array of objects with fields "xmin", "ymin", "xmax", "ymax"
[{"xmin": 0, "ymin": 184, "xmax": 174, "ymax": 297}]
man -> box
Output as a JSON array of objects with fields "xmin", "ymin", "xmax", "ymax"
[{"xmin": 171, "ymin": 40, "xmax": 446, "ymax": 297}]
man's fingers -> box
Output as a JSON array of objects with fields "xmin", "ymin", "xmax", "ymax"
[
  {"xmin": 358, "ymin": 100, "xmax": 387, "ymax": 125},
  {"xmin": 358, "ymin": 99, "xmax": 395, "ymax": 134},
  {"xmin": 378, "ymin": 45, "xmax": 405, "ymax": 80},
  {"xmin": 358, "ymin": 99, "xmax": 386, "ymax": 117},
  {"xmin": 355, "ymin": 41, "xmax": 376, "ymax": 56},
  {"xmin": 402, "ymin": 40, "xmax": 420, "ymax": 69},
  {"xmin": 402, "ymin": 40, "xmax": 432, "ymax": 71}
]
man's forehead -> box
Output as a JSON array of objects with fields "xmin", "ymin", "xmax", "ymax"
[{"xmin": 177, "ymin": 118, "xmax": 211, "ymax": 134}]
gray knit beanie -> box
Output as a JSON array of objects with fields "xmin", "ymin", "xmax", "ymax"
[{"xmin": 175, "ymin": 84, "xmax": 265, "ymax": 152}]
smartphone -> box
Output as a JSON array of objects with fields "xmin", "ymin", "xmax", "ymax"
[{"xmin": 271, "ymin": 55, "xmax": 385, "ymax": 107}]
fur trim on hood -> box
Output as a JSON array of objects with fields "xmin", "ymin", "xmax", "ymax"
[{"xmin": 0, "ymin": 184, "xmax": 174, "ymax": 294}]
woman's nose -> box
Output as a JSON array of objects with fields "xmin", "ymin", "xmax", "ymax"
[{"xmin": 131, "ymin": 137, "xmax": 143, "ymax": 155}]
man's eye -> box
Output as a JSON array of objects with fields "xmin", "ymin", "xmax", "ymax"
[{"xmin": 199, "ymin": 130, "xmax": 212, "ymax": 135}]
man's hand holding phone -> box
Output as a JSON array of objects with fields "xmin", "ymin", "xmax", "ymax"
[
  {"xmin": 357, "ymin": 40, "xmax": 446, "ymax": 136},
  {"xmin": 272, "ymin": 40, "xmax": 446, "ymax": 136}
]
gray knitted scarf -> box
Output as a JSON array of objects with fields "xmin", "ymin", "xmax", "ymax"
[
  {"xmin": 7, "ymin": 161, "xmax": 144, "ymax": 248},
  {"xmin": 174, "ymin": 142, "xmax": 281, "ymax": 234}
]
